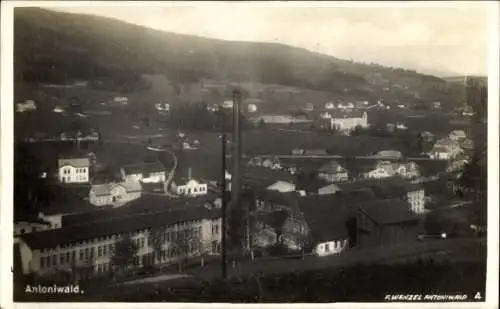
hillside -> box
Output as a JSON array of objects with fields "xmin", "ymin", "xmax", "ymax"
[{"xmin": 15, "ymin": 8, "xmax": 446, "ymax": 97}]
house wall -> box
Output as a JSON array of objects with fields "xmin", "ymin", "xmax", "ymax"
[
  {"xmin": 14, "ymin": 222, "xmax": 50, "ymax": 236},
  {"xmin": 313, "ymin": 239, "xmax": 348, "ymax": 256},
  {"xmin": 39, "ymin": 214, "xmax": 62, "ymax": 230},
  {"xmin": 378, "ymin": 223, "xmax": 419, "ymax": 247},
  {"xmin": 25, "ymin": 217, "xmax": 222, "ymax": 277},
  {"xmin": 59, "ymin": 166, "xmax": 89, "ymax": 184}
]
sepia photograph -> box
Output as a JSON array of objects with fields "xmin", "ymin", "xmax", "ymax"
[{"xmin": 1, "ymin": 1, "xmax": 498, "ymax": 306}]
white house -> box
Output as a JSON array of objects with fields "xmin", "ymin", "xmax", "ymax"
[
  {"xmin": 248, "ymin": 104, "xmax": 257, "ymax": 113},
  {"xmin": 317, "ymin": 161, "xmax": 349, "ymax": 183},
  {"xmin": 121, "ymin": 162, "xmax": 166, "ymax": 183},
  {"xmin": 330, "ymin": 111, "xmax": 368, "ymax": 133},
  {"xmin": 58, "ymin": 158, "xmax": 90, "ymax": 184},
  {"xmin": 313, "ymin": 239, "xmax": 349, "ymax": 257},
  {"xmin": 89, "ymin": 181, "xmax": 142, "ymax": 207},
  {"xmin": 16, "ymin": 100, "xmax": 37, "ymax": 113},
  {"xmin": 113, "ymin": 97, "xmax": 128, "ymax": 105}
]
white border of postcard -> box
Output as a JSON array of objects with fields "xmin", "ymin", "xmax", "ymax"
[{"xmin": 1, "ymin": 1, "xmax": 498, "ymax": 309}]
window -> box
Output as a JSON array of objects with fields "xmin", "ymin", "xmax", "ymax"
[
  {"xmin": 198, "ymin": 227, "xmax": 202, "ymax": 238},
  {"xmin": 84, "ymin": 248, "xmax": 89, "ymax": 260},
  {"xmin": 40, "ymin": 257, "xmax": 45, "ymax": 269},
  {"xmin": 324, "ymin": 243, "xmax": 330, "ymax": 252},
  {"xmin": 60, "ymin": 254, "xmax": 65, "ymax": 265},
  {"xmin": 79, "ymin": 250, "xmax": 84, "ymax": 261},
  {"xmin": 193, "ymin": 188, "xmax": 198, "ymax": 193},
  {"xmin": 72, "ymin": 251, "xmax": 76, "ymax": 263},
  {"xmin": 140, "ymin": 238, "xmax": 145, "ymax": 248},
  {"xmin": 90, "ymin": 247, "xmax": 95, "ymax": 258},
  {"xmin": 98, "ymin": 246, "xmax": 102, "ymax": 257},
  {"xmin": 215, "ymin": 224, "xmax": 219, "ymax": 235},
  {"xmin": 108, "ymin": 244, "xmax": 113, "ymax": 253},
  {"xmin": 103, "ymin": 245, "xmax": 107, "ymax": 256},
  {"xmin": 20, "ymin": 228, "xmax": 25, "ymax": 234},
  {"xmin": 52, "ymin": 255, "xmax": 57, "ymax": 266}
]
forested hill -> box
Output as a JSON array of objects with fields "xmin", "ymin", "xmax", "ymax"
[{"xmin": 15, "ymin": 7, "xmax": 444, "ymax": 92}]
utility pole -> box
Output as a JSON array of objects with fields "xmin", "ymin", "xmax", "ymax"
[
  {"xmin": 221, "ymin": 133, "xmax": 227, "ymax": 280},
  {"xmin": 231, "ymin": 88, "xmax": 246, "ymax": 256}
]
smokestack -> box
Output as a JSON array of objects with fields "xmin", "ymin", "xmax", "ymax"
[{"xmin": 188, "ymin": 167, "xmax": 192, "ymax": 179}]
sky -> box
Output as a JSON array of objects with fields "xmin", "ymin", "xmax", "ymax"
[{"xmin": 49, "ymin": 2, "xmax": 492, "ymax": 77}]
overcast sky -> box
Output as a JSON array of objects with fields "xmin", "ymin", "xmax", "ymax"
[{"xmin": 50, "ymin": 2, "xmax": 491, "ymax": 77}]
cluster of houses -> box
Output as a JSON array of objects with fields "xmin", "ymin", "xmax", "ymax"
[{"xmin": 247, "ymin": 154, "xmax": 420, "ymax": 184}]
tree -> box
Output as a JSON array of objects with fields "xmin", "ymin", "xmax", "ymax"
[
  {"xmin": 169, "ymin": 227, "xmax": 202, "ymax": 273},
  {"xmin": 110, "ymin": 234, "xmax": 139, "ymax": 276}
]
